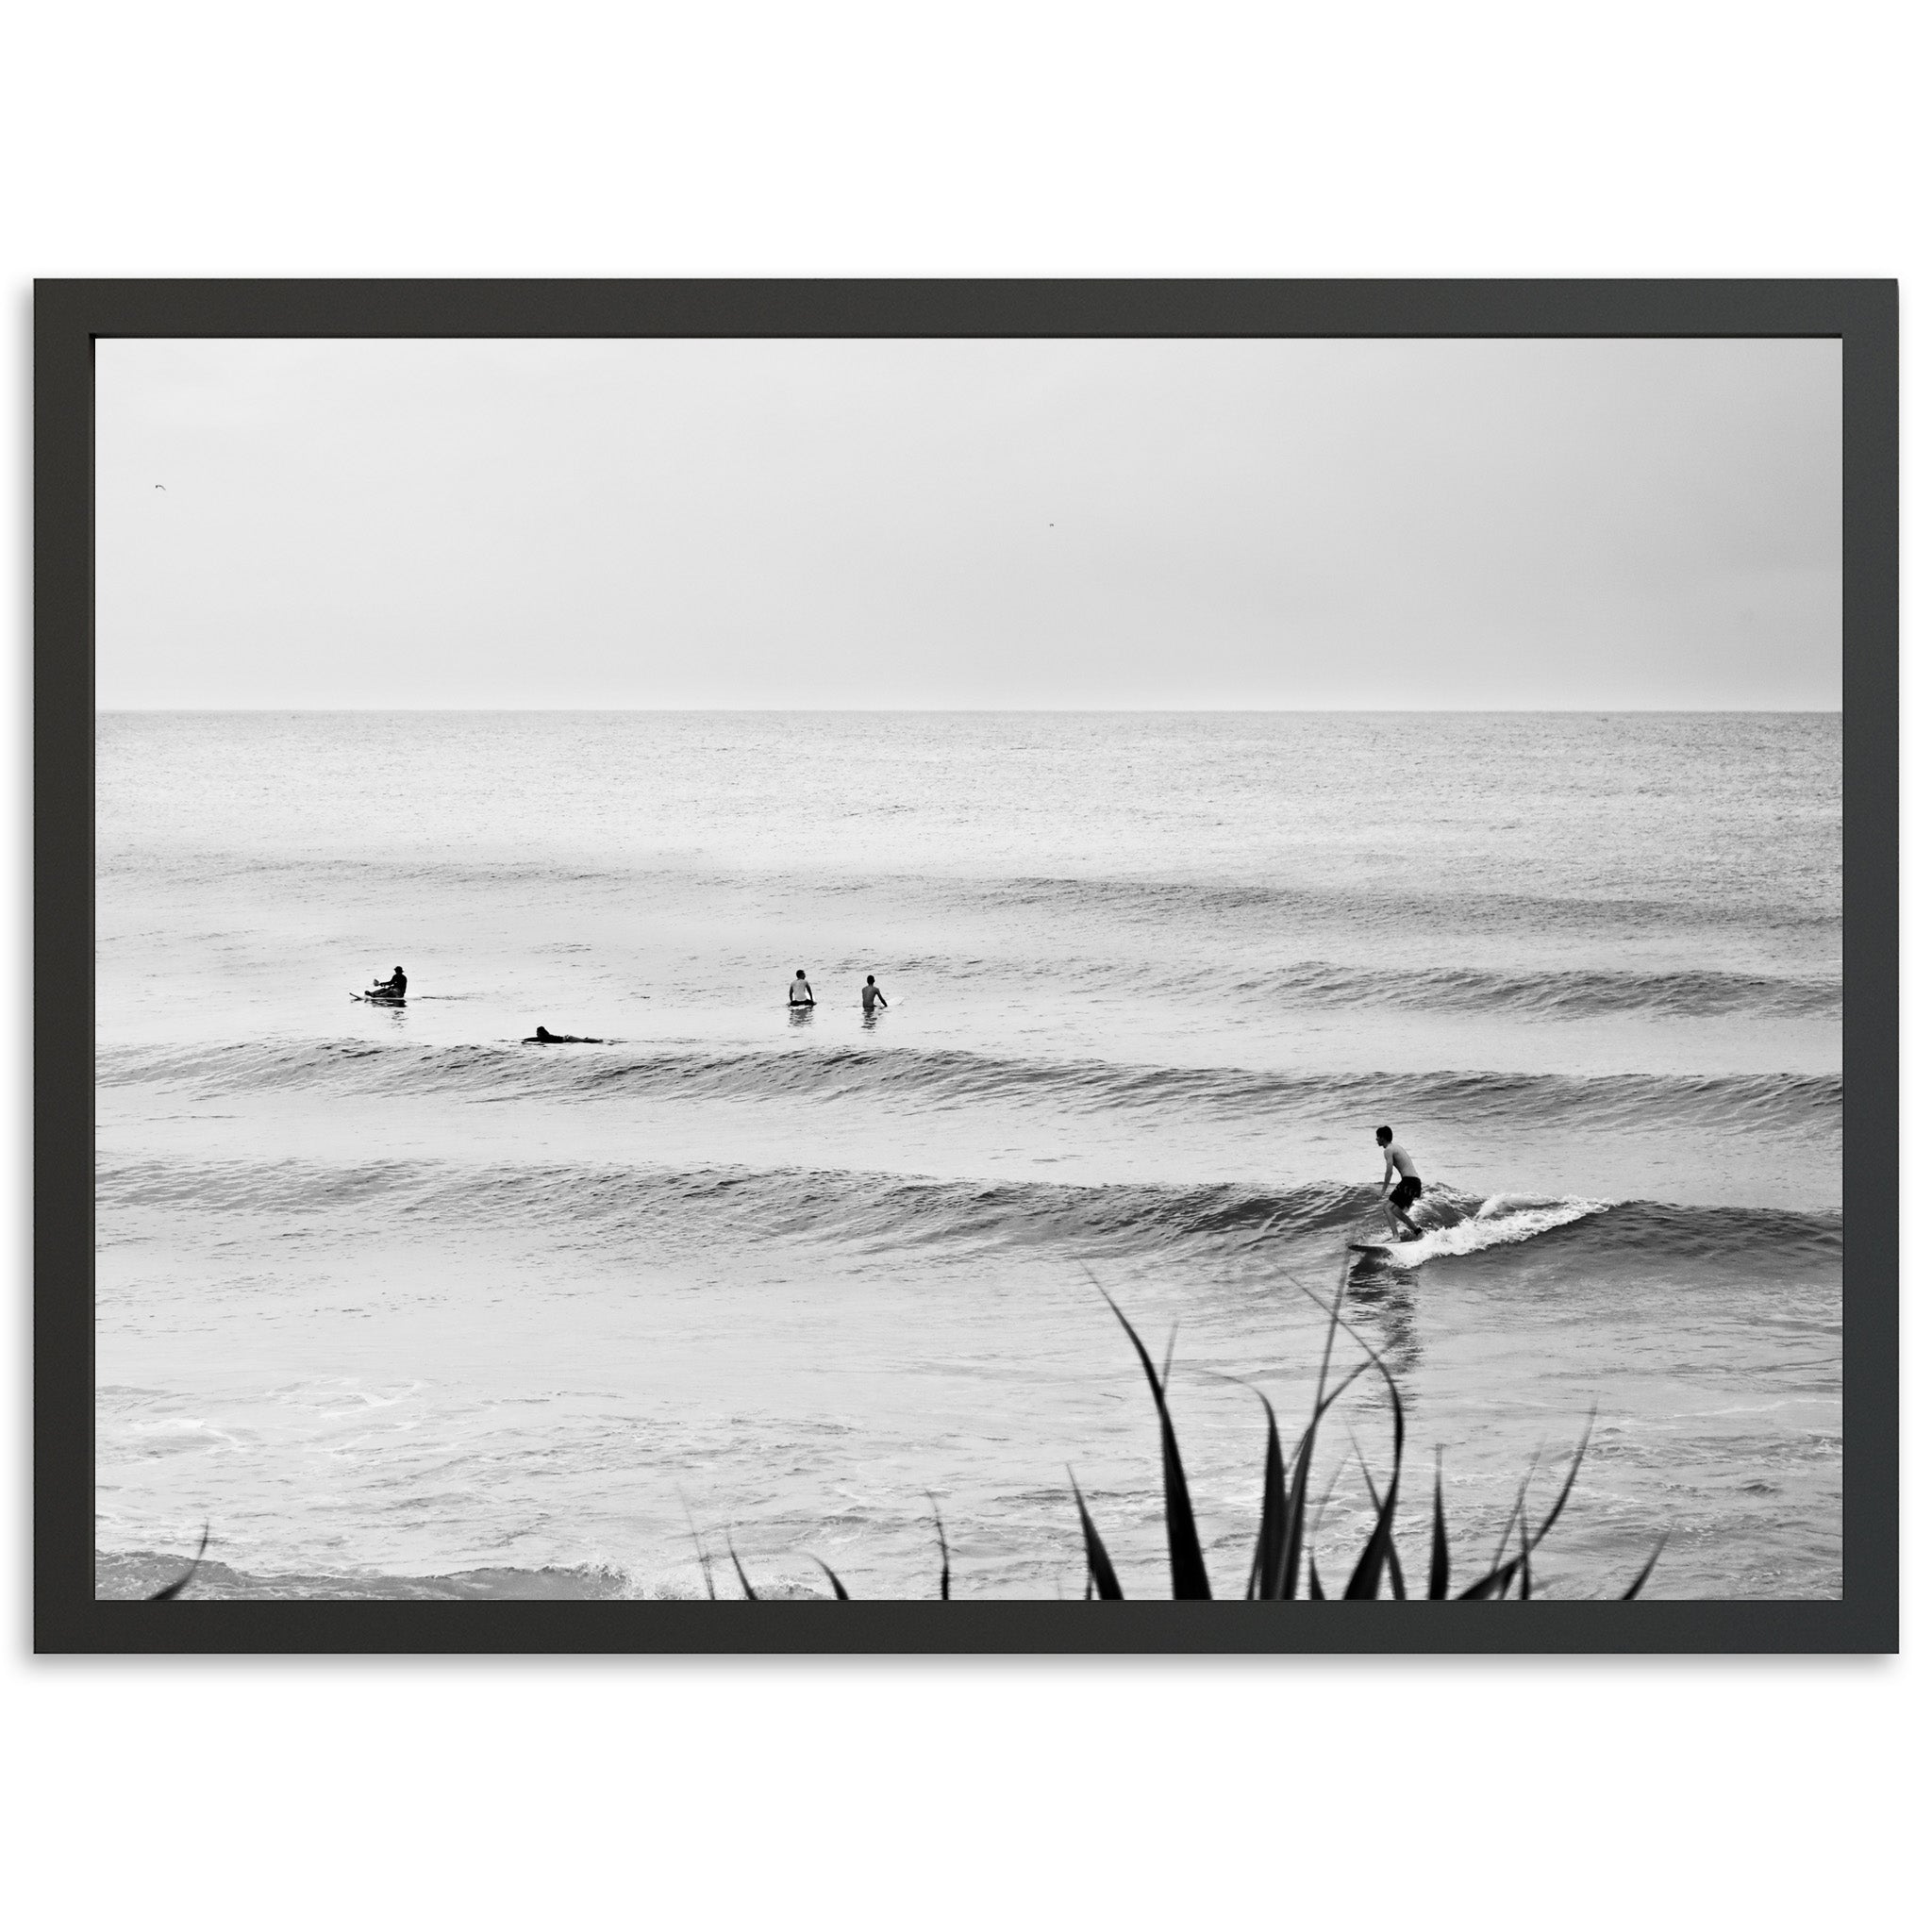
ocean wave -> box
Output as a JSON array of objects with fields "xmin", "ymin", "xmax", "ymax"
[
  {"xmin": 969, "ymin": 871, "xmax": 1841, "ymax": 941},
  {"xmin": 96, "ymin": 1152, "xmax": 1843, "ymax": 1274},
  {"xmin": 1537, "ymin": 1196, "xmax": 1849, "ymax": 1264},
  {"xmin": 93, "ymin": 1551, "xmax": 655, "ymax": 1601},
  {"xmin": 98, "ymin": 847, "xmax": 1841, "ymax": 946},
  {"xmin": 99, "ymin": 1038, "xmax": 1843, "ymax": 1138},
  {"xmin": 1233, "ymin": 959, "xmax": 1840, "ymax": 1020},
  {"xmin": 873, "ymin": 953, "xmax": 1839, "ymax": 1019},
  {"xmin": 1346, "ymin": 1193, "xmax": 1842, "ymax": 1269}
]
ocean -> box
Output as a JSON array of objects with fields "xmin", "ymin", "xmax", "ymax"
[{"xmin": 94, "ymin": 710, "xmax": 1842, "ymax": 1600}]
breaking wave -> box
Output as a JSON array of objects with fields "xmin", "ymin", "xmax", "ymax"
[
  {"xmin": 95, "ymin": 1152, "xmax": 1844, "ymax": 1274},
  {"xmin": 98, "ymin": 1038, "xmax": 1843, "ymax": 1141}
]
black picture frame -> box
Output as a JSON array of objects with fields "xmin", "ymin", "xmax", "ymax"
[{"xmin": 39, "ymin": 278, "xmax": 1897, "ymax": 1655}]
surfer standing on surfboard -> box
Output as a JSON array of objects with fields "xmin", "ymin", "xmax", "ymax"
[{"xmin": 1375, "ymin": 1125, "xmax": 1424, "ymax": 1241}]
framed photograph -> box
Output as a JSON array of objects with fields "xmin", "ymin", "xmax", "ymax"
[{"xmin": 37, "ymin": 280, "xmax": 1896, "ymax": 1653}]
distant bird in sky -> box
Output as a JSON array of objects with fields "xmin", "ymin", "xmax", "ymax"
[{"xmin": 154, "ymin": 483, "xmax": 166, "ymax": 491}]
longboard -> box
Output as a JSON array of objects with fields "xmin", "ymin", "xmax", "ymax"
[
  {"xmin": 1349, "ymin": 1237, "xmax": 1426, "ymax": 1259},
  {"xmin": 352, "ymin": 991, "xmax": 406, "ymax": 1004}
]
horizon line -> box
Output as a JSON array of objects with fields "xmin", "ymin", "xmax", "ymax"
[{"xmin": 93, "ymin": 702, "xmax": 1845, "ymax": 716}]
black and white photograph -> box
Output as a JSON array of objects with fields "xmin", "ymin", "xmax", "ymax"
[
  {"xmin": 12, "ymin": 1, "xmax": 1924, "ymax": 1916},
  {"xmin": 82, "ymin": 319, "xmax": 1853, "ymax": 1614}
]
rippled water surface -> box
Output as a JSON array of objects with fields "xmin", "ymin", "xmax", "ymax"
[{"xmin": 96, "ymin": 711, "xmax": 1841, "ymax": 1599}]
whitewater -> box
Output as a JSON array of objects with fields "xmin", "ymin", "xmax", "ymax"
[{"xmin": 95, "ymin": 711, "xmax": 1842, "ymax": 1600}]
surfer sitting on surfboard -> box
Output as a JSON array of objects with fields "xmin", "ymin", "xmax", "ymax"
[
  {"xmin": 1375, "ymin": 1125, "xmax": 1424, "ymax": 1241},
  {"xmin": 369, "ymin": 965, "xmax": 407, "ymax": 998},
  {"xmin": 789, "ymin": 968, "xmax": 815, "ymax": 1008},
  {"xmin": 523, "ymin": 1025, "xmax": 603, "ymax": 1044},
  {"xmin": 860, "ymin": 974, "xmax": 888, "ymax": 1015}
]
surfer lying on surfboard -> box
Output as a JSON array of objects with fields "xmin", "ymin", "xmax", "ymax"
[
  {"xmin": 523, "ymin": 1025, "xmax": 603, "ymax": 1044},
  {"xmin": 1376, "ymin": 1124, "xmax": 1425, "ymax": 1241}
]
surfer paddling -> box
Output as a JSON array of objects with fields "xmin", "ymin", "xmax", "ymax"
[
  {"xmin": 788, "ymin": 968, "xmax": 815, "ymax": 1008},
  {"xmin": 523, "ymin": 1025, "xmax": 603, "ymax": 1044},
  {"xmin": 1375, "ymin": 1125, "xmax": 1425, "ymax": 1241},
  {"xmin": 860, "ymin": 974, "xmax": 888, "ymax": 1015}
]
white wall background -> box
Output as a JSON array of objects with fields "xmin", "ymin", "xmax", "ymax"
[{"xmin": 4, "ymin": 4, "xmax": 1920, "ymax": 1926}]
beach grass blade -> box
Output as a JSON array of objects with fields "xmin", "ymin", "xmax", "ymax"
[
  {"xmin": 1429, "ymin": 1455, "xmax": 1451, "ymax": 1599},
  {"xmin": 1099, "ymin": 1287, "xmax": 1212, "ymax": 1599},
  {"xmin": 1457, "ymin": 1469, "xmax": 1535, "ymax": 1598},
  {"xmin": 146, "ymin": 1524, "xmax": 208, "ymax": 1601},
  {"xmin": 726, "ymin": 1538, "xmax": 758, "ymax": 1601},
  {"xmin": 1069, "ymin": 1470, "xmax": 1124, "ymax": 1599},
  {"xmin": 1622, "ymin": 1533, "xmax": 1670, "ymax": 1599},
  {"xmin": 1342, "ymin": 1368, "xmax": 1406, "ymax": 1599},
  {"xmin": 1354, "ymin": 1456, "xmax": 1408, "ymax": 1600},
  {"xmin": 1253, "ymin": 1391, "xmax": 1287, "ymax": 1602},
  {"xmin": 1454, "ymin": 1417, "xmax": 1594, "ymax": 1600},
  {"xmin": 1280, "ymin": 1424, "xmax": 1316, "ymax": 1601},
  {"xmin": 1457, "ymin": 1544, "xmax": 1523, "ymax": 1600},
  {"xmin": 1457, "ymin": 1561, "xmax": 1516, "ymax": 1601},
  {"xmin": 927, "ymin": 1491, "xmax": 951, "ymax": 1601},
  {"xmin": 1277, "ymin": 1358, "xmax": 1371, "ymax": 1601},
  {"xmin": 1490, "ymin": 1469, "xmax": 1530, "ymax": 1573},
  {"xmin": 1276, "ymin": 1285, "xmax": 1411, "ymax": 1603},
  {"xmin": 679, "ymin": 1491, "xmax": 718, "ymax": 1601},
  {"xmin": 1529, "ymin": 1411, "xmax": 1595, "ymax": 1552}
]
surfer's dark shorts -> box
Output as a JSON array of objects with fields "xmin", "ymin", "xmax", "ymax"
[{"xmin": 1390, "ymin": 1175, "xmax": 1423, "ymax": 1211}]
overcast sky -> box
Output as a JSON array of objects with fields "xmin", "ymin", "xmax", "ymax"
[{"xmin": 95, "ymin": 336, "xmax": 1840, "ymax": 709}]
